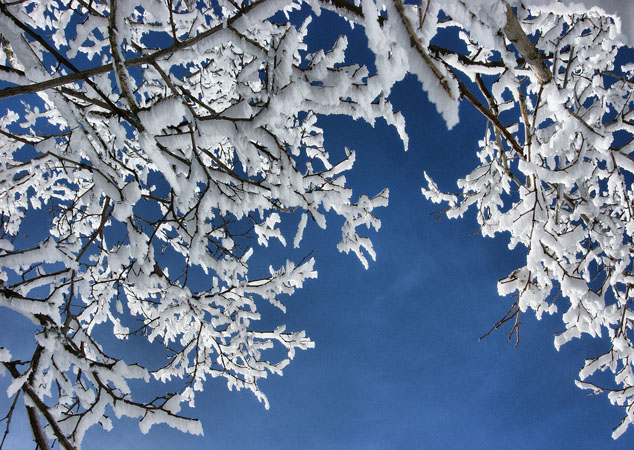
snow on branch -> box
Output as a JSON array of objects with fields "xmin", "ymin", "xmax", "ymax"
[
  {"xmin": 422, "ymin": 0, "xmax": 634, "ymax": 439},
  {"xmin": 0, "ymin": 0, "xmax": 633, "ymax": 446}
]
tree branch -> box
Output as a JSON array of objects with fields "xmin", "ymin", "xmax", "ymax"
[
  {"xmin": 502, "ymin": 3, "xmax": 552, "ymax": 84},
  {"xmin": 0, "ymin": 0, "xmax": 269, "ymax": 100},
  {"xmin": 393, "ymin": 0, "xmax": 455, "ymax": 100},
  {"xmin": 0, "ymin": 391, "xmax": 20, "ymax": 450},
  {"xmin": 25, "ymin": 404, "xmax": 49, "ymax": 450}
]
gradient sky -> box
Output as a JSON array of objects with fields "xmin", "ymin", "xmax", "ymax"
[{"xmin": 1, "ymin": 6, "xmax": 633, "ymax": 450}]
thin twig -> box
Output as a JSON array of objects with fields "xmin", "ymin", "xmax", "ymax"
[{"xmin": 0, "ymin": 391, "xmax": 20, "ymax": 450}]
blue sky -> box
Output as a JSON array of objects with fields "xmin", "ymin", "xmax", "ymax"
[{"xmin": 2, "ymin": 6, "xmax": 634, "ymax": 450}]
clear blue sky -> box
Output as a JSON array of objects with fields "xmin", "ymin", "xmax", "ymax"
[{"xmin": 1, "ymin": 6, "xmax": 633, "ymax": 450}]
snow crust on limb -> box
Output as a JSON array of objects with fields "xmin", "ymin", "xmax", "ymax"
[
  {"xmin": 361, "ymin": 0, "xmax": 460, "ymax": 129},
  {"xmin": 420, "ymin": 1, "xmax": 634, "ymax": 439},
  {"xmin": 0, "ymin": 0, "xmax": 397, "ymax": 447},
  {"xmin": 523, "ymin": 0, "xmax": 634, "ymax": 45},
  {"xmin": 0, "ymin": 0, "xmax": 633, "ymax": 446}
]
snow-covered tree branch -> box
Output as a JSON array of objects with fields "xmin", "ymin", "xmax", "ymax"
[
  {"xmin": 0, "ymin": 0, "xmax": 632, "ymax": 446},
  {"xmin": 418, "ymin": 1, "xmax": 634, "ymax": 439}
]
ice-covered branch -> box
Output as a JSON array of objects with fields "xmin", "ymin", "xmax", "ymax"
[{"xmin": 1, "ymin": 0, "xmax": 633, "ymax": 446}]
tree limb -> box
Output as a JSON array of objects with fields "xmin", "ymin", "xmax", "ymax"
[
  {"xmin": 393, "ymin": 0, "xmax": 455, "ymax": 100},
  {"xmin": 502, "ymin": 3, "xmax": 552, "ymax": 84},
  {"xmin": 0, "ymin": 0, "xmax": 269, "ymax": 100}
]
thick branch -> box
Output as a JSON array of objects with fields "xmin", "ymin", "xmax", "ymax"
[
  {"xmin": 25, "ymin": 405, "xmax": 49, "ymax": 450},
  {"xmin": 503, "ymin": 3, "xmax": 552, "ymax": 84}
]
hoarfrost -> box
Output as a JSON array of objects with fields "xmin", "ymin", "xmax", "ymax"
[{"xmin": 1, "ymin": 0, "xmax": 633, "ymax": 446}]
